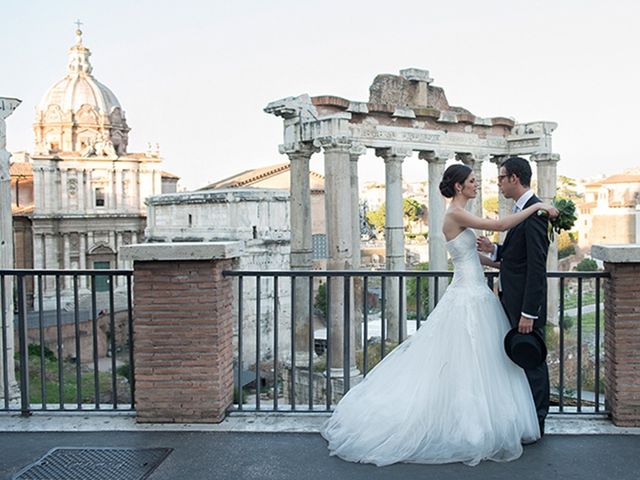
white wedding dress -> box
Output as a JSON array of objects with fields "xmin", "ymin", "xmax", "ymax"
[{"xmin": 321, "ymin": 228, "xmax": 540, "ymax": 467}]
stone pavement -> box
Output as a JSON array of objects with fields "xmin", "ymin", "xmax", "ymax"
[{"xmin": 1, "ymin": 413, "xmax": 639, "ymax": 479}]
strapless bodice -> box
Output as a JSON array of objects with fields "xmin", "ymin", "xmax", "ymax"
[{"xmin": 446, "ymin": 228, "xmax": 486, "ymax": 288}]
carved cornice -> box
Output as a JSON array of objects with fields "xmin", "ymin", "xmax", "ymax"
[{"xmin": 264, "ymin": 94, "xmax": 318, "ymax": 122}]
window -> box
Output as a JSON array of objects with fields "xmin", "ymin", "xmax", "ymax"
[
  {"xmin": 312, "ymin": 234, "xmax": 328, "ymax": 259},
  {"xmin": 95, "ymin": 187, "xmax": 105, "ymax": 207}
]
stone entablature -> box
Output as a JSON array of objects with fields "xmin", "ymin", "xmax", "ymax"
[{"xmin": 265, "ymin": 69, "xmax": 557, "ymax": 160}]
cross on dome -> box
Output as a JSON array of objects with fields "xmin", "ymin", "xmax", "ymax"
[{"xmin": 74, "ymin": 19, "xmax": 84, "ymax": 44}]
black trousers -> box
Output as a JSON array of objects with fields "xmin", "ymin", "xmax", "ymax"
[{"xmin": 500, "ymin": 295, "xmax": 550, "ymax": 421}]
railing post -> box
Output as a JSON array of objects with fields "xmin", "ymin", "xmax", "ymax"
[
  {"xmin": 120, "ymin": 242, "xmax": 242, "ymax": 423},
  {"xmin": 592, "ymin": 245, "xmax": 640, "ymax": 426},
  {"xmin": 16, "ymin": 274, "xmax": 30, "ymax": 416}
]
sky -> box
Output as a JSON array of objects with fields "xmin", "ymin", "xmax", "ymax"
[{"xmin": 2, "ymin": 0, "xmax": 639, "ymax": 190}]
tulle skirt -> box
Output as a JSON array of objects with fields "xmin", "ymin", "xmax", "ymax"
[{"xmin": 321, "ymin": 282, "xmax": 540, "ymax": 467}]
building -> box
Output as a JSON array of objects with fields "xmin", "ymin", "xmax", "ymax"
[
  {"xmin": 576, "ymin": 169, "xmax": 640, "ymax": 249},
  {"xmin": 10, "ymin": 28, "xmax": 177, "ymax": 308},
  {"xmin": 200, "ymin": 162, "xmax": 328, "ymax": 260}
]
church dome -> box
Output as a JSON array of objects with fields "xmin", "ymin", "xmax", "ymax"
[
  {"xmin": 38, "ymin": 67, "xmax": 122, "ymax": 114},
  {"xmin": 34, "ymin": 28, "xmax": 130, "ymax": 156}
]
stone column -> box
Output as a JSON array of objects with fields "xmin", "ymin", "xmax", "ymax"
[
  {"xmin": 282, "ymin": 142, "xmax": 318, "ymax": 366},
  {"xmin": 120, "ymin": 242, "xmax": 241, "ymax": 422},
  {"xmin": 316, "ymin": 136, "xmax": 357, "ymax": 378},
  {"xmin": 592, "ymin": 245, "xmax": 640, "ymax": 426},
  {"xmin": 375, "ymin": 146, "xmax": 411, "ymax": 342},
  {"xmin": 419, "ymin": 151, "xmax": 449, "ymax": 310},
  {"xmin": 63, "ymin": 234, "xmax": 71, "ymax": 289},
  {"xmin": 458, "ymin": 153, "xmax": 485, "ymax": 219},
  {"xmin": 60, "ymin": 168, "xmax": 68, "ymax": 211},
  {"xmin": 79, "ymin": 233, "xmax": 87, "ymax": 289},
  {"xmin": 77, "ymin": 169, "xmax": 85, "ymax": 212},
  {"xmin": 532, "ymin": 153, "xmax": 560, "ymax": 326},
  {"xmin": 0, "ymin": 97, "xmax": 21, "ymax": 402},
  {"xmin": 114, "ymin": 169, "xmax": 122, "ymax": 210},
  {"xmin": 350, "ymin": 144, "xmax": 366, "ymax": 270},
  {"xmin": 44, "ymin": 234, "xmax": 57, "ymax": 292},
  {"xmin": 85, "ymin": 170, "xmax": 93, "ymax": 210},
  {"xmin": 350, "ymin": 143, "xmax": 366, "ymax": 348},
  {"xmin": 490, "ymin": 155, "xmax": 513, "ymax": 243},
  {"xmin": 115, "ymin": 232, "xmax": 124, "ymax": 287}
]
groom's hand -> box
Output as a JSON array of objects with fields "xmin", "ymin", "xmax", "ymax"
[
  {"xmin": 518, "ymin": 316, "xmax": 534, "ymax": 334},
  {"xmin": 476, "ymin": 236, "xmax": 493, "ymax": 253}
]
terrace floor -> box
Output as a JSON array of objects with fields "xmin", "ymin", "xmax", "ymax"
[{"xmin": 1, "ymin": 413, "xmax": 639, "ymax": 479}]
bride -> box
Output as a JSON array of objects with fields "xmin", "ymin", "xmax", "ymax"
[{"xmin": 321, "ymin": 164, "xmax": 558, "ymax": 467}]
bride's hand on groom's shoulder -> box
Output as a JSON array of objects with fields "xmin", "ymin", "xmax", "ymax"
[
  {"xmin": 476, "ymin": 236, "xmax": 493, "ymax": 253},
  {"xmin": 537, "ymin": 204, "xmax": 560, "ymax": 219}
]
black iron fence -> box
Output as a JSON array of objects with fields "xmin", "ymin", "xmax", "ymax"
[
  {"xmin": 0, "ymin": 269, "xmax": 134, "ymax": 415},
  {"xmin": 0, "ymin": 268, "xmax": 610, "ymax": 417},
  {"xmin": 224, "ymin": 270, "xmax": 610, "ymax": 415}
]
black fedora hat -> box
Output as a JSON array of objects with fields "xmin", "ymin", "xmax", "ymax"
[{"xmin": 504, "ymin": 328, "xmax": 547, "ymax": 369}]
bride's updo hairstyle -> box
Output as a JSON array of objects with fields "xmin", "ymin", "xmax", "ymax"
[{"xmin": 439, "ymin": 164, "xmax": 472, "ymax": 198}]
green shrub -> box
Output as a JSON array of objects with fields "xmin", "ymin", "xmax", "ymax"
[
  {"xmin": 575, "ymin": 258, "xmax": 598, "ymax": 271},
  {"xmin": 27, "ymin": 343, "xmax": 56, "ymax": 361},
  {"xmin": 314, "ymin": 282, "xmax": 327, "ymax": 319},
  {"xmin": 116, "ymin": 363, "xmax": 130, "ymax": 379}
]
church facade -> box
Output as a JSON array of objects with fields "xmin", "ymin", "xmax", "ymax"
[{"xmin": 10, "ymin": 28, "xmax": 176, "ymax": 308}]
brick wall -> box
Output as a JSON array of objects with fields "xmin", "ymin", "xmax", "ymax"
[
  {"xmin": 133, "ymin": 259, "xmax": 233, "ymax": 423},
  {"xmin": 603, "ymin": 262, "xmax": 640, "ymax": 426}
]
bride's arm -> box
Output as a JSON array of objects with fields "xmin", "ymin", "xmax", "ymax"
[{"xmin": 448, "ymin": 203, "xmax": 555, "ymax": 233}]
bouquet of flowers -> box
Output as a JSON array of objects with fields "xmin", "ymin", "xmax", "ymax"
[{"xmin": 537, "ymin": 197, "xmax": 577, "ymax": 241}]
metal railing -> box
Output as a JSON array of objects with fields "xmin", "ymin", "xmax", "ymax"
[
  {"xmin": 0, "ymin": 269, "xmax": 134, "ymax": 415},
  {"xmin": 224, "ymin": 269, "xmax": 610, "ymax": 415}
]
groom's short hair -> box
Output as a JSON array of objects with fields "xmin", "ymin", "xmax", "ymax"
[{"xmin": 501, "ymin": 156, "xmax": 532, "ymax": 187}]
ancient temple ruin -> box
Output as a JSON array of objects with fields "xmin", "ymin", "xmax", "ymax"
[{"xmin": 266, "ymin": 68, "xmax": 560, "ymax": 376}]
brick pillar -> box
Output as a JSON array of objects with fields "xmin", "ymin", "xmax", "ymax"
[
  {"xmin": 592, "ymin": 245, "xmax": 640, "ymax": 426},
  {"xmin": 120, "ymin": 242, "xmax": 241, "ymax": 423}
]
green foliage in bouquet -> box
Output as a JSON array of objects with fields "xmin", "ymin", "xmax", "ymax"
[{"xmin": 538, "ymin": 197, "xmax": 577, "ymax": 241}]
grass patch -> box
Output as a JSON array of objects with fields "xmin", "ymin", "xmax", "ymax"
[{"xmin": 15, "ymin": 350, "xmax": 129, "ymax": 405}]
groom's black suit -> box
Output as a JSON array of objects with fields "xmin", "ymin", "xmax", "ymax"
[{"xmin": 496, "ymin": 193, "xmax": 550, "ymax": 423}]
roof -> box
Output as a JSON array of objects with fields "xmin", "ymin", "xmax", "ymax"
[
  {"xmin": 161, "ymin": 171, "xmax": 180, "ymax": 179},
  {"xmin": 601, "ymin": 174, "xmax": 640, "ymax": 185},
  {"xmin": 9, "ymin": 162, "xmax": 33, "ymax": 177},
  {"xmin": 199, "ymin": 162, "xmax": 325, "ymax": 191}
]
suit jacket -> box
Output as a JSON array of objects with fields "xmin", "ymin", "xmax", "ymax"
[{"xmin": 497, "ymin": 194, "xmax": 550, "ymax": 329}]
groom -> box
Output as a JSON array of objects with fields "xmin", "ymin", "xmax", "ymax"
[{"xmin": 477, "ymin": 156, "xmax": 550, "ymax": 438}]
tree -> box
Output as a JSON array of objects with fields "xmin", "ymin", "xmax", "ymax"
[
  {"xmin": 403, "ymin": 198, "xmax": 425, "ymax": 223},
  {"xmin": 406, "ymin": 262, "xmax": 429, "ymax": 318},
  {"xmin": 558, "ymin": 230, "xmax": 577, "ymax": 259},
  {"xmin": 366, "ymin": 203, "xmax": 386, "ymax": 233}
]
